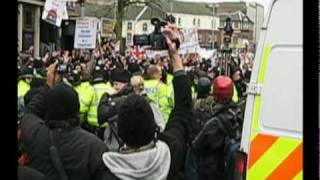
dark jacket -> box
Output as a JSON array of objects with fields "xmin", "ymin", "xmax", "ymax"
[
  {"xmin": 18, "ymin": 166, "xmax": 46, "ymax": 180},
  {"xmin": 234, "ymin": 80, "xmax": 247, "ymax": 99},
  {"xmin": 21, "ymin": 85, "xmax": 109, "ymax": 180},
  {"xmin": 160, "ymin": 71, "xmax": 193, "ymax": 179},
  {"xmin": 101, "ymin": 70, "xmax": 193, "ymax": 180},
  {"xmin": 192, "ymin": 102, "xmax": 243, "ymax": 180}
]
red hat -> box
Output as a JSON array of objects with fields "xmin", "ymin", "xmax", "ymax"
[{"xmin": 213, "ymin": 76, "xmax": 233, "ymax": 103}]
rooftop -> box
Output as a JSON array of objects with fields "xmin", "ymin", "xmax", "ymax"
[{"xmin": 84, "ymin": 0, "xmax": 215, "ymax": 20}]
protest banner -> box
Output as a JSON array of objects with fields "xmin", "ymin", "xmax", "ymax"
[
  {"xmin": 42, "ymin": 0, "xmax": 68, "ymax": 27},
  {"xmin": 101, "ymin": 18, "xmax": 115, "ymax": 37},
  {"xmin": 74, "ymin": 17, "xmax": 98, "ymax": 49},
  {"xmin": 178, "ymin": 28, "xmax": 199, "ymax": 52}
]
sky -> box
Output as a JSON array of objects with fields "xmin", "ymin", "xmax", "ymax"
[{"xmin": 176, "ymin": 0, "xmax": 273, "ymax": 18}]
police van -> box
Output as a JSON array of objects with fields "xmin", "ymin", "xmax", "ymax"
[{"xmin": 236, "ymin": 0, "xmax": 303, "ymax": 179}]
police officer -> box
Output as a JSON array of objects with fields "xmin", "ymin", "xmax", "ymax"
[
  {"xmin": 86, "ymin": 67, "xmax": 116, "ymax": 137},
  {"xmin": 71, "ymin": 69, "xmax": 95, "ymax": 124},
  {"xmin": 144, "ymin": 65, "xmax": 172, "ymax": 123},
  {"xmin": 18, "ymin": 66, "xmax": 34, "ymax": 110}
]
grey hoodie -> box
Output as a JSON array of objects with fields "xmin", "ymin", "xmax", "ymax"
[{"xmin": 102, "ymin": 140, "xmax": 171, "ymax": 180}]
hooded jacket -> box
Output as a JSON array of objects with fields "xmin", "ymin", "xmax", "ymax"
[
  {"xmin": 101, "ymin": 70, "xmax": 193, "ymax": 180},
  {"xmin": 103, "ymin": 141, "xmax": 171, "ymax": 180}
]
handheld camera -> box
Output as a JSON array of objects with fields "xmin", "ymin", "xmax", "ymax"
[{"xmin": 133, "ymin": 14, "xmax": 179, "ymax": 50}]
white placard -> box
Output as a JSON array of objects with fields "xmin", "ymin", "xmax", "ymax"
[
  {"xmin": 179, "ymin": 28, "xmax": 199, "ymax": 50},
  {"xmin": 74, "ymin": 17, "xmax": 97, "ymax": 49},
  {"xmin": 42, "ymin": 0, "xmax": 68, "ymax": 27}
]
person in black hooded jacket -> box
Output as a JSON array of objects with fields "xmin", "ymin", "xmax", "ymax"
[
  {"xmin": 99, "ymin": 25, "xmax": 193, "ymax": 180},
  {"xmin": 20, "ymin": 62, "xmax": 108, "ymax": 180},
  {"xmin": 18, "ymin": 166, "xmax": 46, "ymax": 180},
  {"xmin": 230, "ymin": 67, "xmax": 247, "ymax": 99}
]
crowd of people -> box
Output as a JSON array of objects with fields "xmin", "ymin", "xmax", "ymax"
[{"xmin": 17, "ymin": 25, "xmax": 254, "ymax": 180}]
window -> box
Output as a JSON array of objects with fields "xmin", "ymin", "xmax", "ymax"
[
  {"xmin": 66, "ymin": 2, "xmax": 75, "ymax": 10},
  {"xmin": 178, "ymin": 18, "xmax": 181, "ymax": 26},
  {"xmin": 142, "ymin": 23, "xmax": 147, "ymax": 32},
  {"xmin": 212, "ymin": 19, "xmax": 217, "ymax": 29},
  {"xmin": 197, "ymin": 19, "xmax": 200, "ymax": 27},
  {"xmin": 198, "ymin": 34, "xmax": 202, "ymax": 42},
  {"xmin": 127, "ymin": 22, "xmax": 132, "ymax": 31},
  {"xmin": 193, "ymin": 18, "xmax": 196, "ymax": 26},
  {"xmin": 127, "ymin": 33, "xmax": 132, "ymax": 42},
  {"xmin": 242, "ymin": 21, "xmax": 249, "ymax": 30},
  {"xmin": 221, "ymin": 21, "xmax": 226, "ymax": 28},
  {"xmin": 24, "ymin": 8, "xmax": 34, "ymax": 30}
]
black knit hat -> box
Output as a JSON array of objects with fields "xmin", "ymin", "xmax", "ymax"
[
  {"xmin": 118, "ymin": 95, "xmax": 156, "ymax": 147},
  {"xmin": 111, "ymin": 69, "xmax": 130, "ymax": 83},
  {"xmin": 46, "ymin": 83, "xmax": 80, "ymax": 121}
]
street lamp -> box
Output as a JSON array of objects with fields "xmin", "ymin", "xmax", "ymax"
[{"xmin": 209, "ymin": 4, "xmax": 219, "ymax": 49}]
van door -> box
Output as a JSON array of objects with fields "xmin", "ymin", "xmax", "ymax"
[{"xmin": 240, "ymin": 0, "xmax": 303, "ymax": 179}]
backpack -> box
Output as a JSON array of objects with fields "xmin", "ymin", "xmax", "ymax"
[
  {"xmin": 215, "ymin": 108, "xmax": 242, "ymax": 180},
  {"xmin": 103, "ymin": 94, "xmax": 165, "ymax": 151},
  {"xmin": 190, "ymin": 97, "xmax": 216, "ymax": 141},
  {"xmin": 191, "ymin": 100, "xmax": 243, "ymax": 180}
]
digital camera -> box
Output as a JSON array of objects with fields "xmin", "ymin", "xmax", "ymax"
[
  {"xmin": 224, "ymin": 17, "xmax": 233, "ymax": 37},
  {"xmin": 56, "ymin": 57, "xmax": 72, "ymax": 74}
]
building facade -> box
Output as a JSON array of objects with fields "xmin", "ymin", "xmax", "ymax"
[
  {"xmin": 18, "ymin": 0, "xmax": 45, "ymax": 57},
  {"xmin": 210, "ymin": 1, "xmax": 264, "ymax": 45},
  {"xmin": 121, "ymin": 1, "xmax": 220, "ymax": 49},
  {"xmin": 246, "ymin": 2, "xmax": 264, "ymax": 44},
  {"xmin": 17, "ymin": 0, "xmax": 83, "ymax": 57},
  {"xmin": 218, "ymin": 11, "xmax": 254, "ymax": 49}
]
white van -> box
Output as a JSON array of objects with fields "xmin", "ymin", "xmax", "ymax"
[{"xmin": 236, "ymin": 0, "xmax": 303, "ymax": 179}]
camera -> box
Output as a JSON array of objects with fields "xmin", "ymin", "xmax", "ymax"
[
  {"xmin": 220, "ymin": 16, "xmax": 233, "ymax": 54},
  {"xmin": 56, "ymin": 57, "xmax": 72, "ymax": 74},
  {"xmin": 224, "ymin": 16, "xmax": 233, "ymax": 37},
  {"xmin": 133, "ymin": 14, "xmax": 179, "ymax": 50}
]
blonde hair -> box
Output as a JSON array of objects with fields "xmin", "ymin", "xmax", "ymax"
[{"xmin": 130, "ymin": 75, "xmax": 144, "ymax": 95}]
